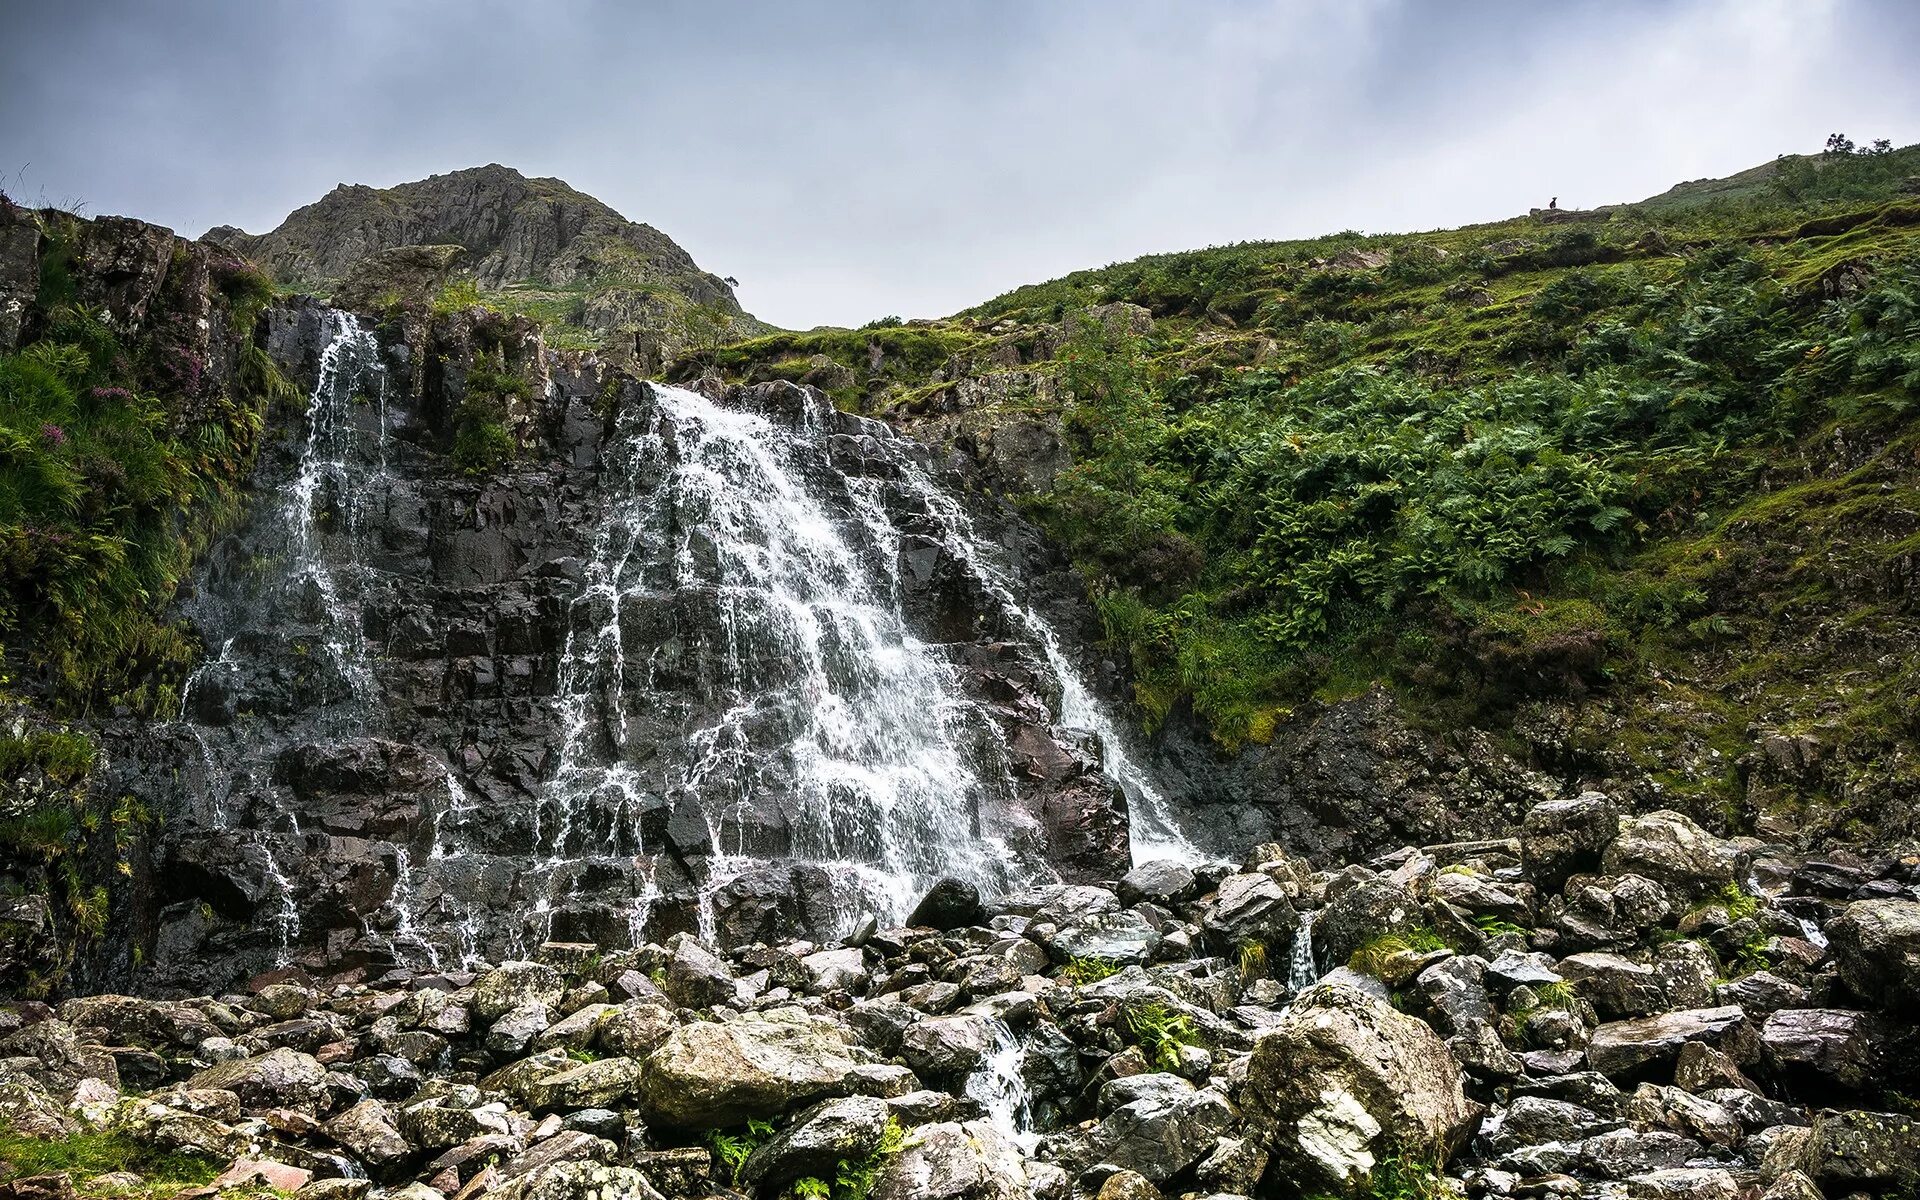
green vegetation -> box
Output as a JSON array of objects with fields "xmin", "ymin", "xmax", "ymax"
[
  {"xmin": 809, "ymin": 1116, "xmax": 908, "ymax": 1200},
  {"xmin": 1, "ymin": 218, "xmax": 295, "ymax": 715},
  {"xmin": 1304, "ymin": 1151, "xmax": 1453, "ymax": 1200},
  {"xmin": 450, "ymin": 344, "xmax": 532, "ymax": 474},
  {"xmin": 707, "ymin": 1115, "xmax": 906, "ymax": 1200},
  {"xmin": 1123, "ymin": 999, "xmax": 1198, "ymax": 1069},
  {"xmin": 0, "ymin": 1124, "xmax": 221, "ymax": 1197},
  {"xmin": 695, "ymin": 136, "xmax": 1920, "ymax": 833},
  {"xmin": 1713, "ymin": 882, "xmax": 1761, "ymax": 923},
  {"xmin": 1348, "ymin": 927, "xmax": 1450, "ymax": 978},
  {"xmin": 1061, "ymin": 954, "xmax": 1121, "ymax": 984},
  {"xmin": 1237, "ymin": 940, "xmax": 1268, "ymax": 981},
  {"xmin": 1472, "ymin": 914, "xmax": 1529, "ymax": 940},
  {"xmin": 432, "ymin": 277, "xmax": 486, "ymax": 315},
  {"xmin": 0, "ymin": 724, "xmax": 149, "ymax": 993},
  {"xmin": 707, "ymin": 1118, "xmax": 776, "ymax": 1186}
]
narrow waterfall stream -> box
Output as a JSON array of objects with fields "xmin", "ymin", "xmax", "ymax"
[
  {"xmin": 176, "ymin": 311, "xmax": 392, "ymax": 964},
  {"xmin": 965, "ymin": 1017, "xmax": 1038, "ymax": 1150}
]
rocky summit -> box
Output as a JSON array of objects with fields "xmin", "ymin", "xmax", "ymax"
[
  {"xmin": 5, "ymin": 133, "xmax": 1920, "ymax": 1200},
  {"xmin": 207, "ymin": 165, "xmax": 768, "ymax": 366}
]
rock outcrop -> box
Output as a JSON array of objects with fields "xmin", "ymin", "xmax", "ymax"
[{"xmin": 206, "ymin": 164, "xmax": 767, "ymax": 356}]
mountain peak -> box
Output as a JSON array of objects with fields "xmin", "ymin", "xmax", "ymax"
[{"xmin": 215, "ymin": 166, "xmax": 763, "ymax": 348}]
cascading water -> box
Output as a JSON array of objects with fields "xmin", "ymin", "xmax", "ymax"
[
  {"xmin": 533, "ymin": 384, "xmax": 1029, "ymax": 933},
  {"xmin": 168, "ymin": 343, "xmax": 1198, "ymax": 977},
  {"xmin": 965, "ymin": 1017, "xmax": 1037, "ymax": 1150},
  {"xmin": 1287, "ymin": 908, "xmax": 1318, "ymax": 994},
  {"xmin": 174, "ymin": 312, "xmax": 392, "ymax": 964},
  {"xmin": 887, "ymin": 461, "xmax": 1199, "ymax": 865}
]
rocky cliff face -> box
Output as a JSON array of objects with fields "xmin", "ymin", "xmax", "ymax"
[{"xmin": 118, "ymin": 306, "xmax": 1149, "ymax": 995}]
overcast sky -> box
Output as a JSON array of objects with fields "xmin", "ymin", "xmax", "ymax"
[{"xmin": 4, "ymin": 1, "xmax": 1918, "ymax": 329}]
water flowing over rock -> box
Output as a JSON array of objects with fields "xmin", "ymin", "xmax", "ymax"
[{"xmin": 137, "ymin": 310, "xmax": 1194, "ymax": 992}]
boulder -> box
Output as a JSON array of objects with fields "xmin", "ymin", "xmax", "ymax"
[
  {"xmin": 185, "ymin": 1046, "xmax": 331, "ymax": 1113},
  {"xmin": 490, "ymin": 1161, "xmax": 666, "ymax": 1200},
  {"xmin": 803, "ymin": 948, "xmax": 870, "ymax": 995},
  {"xmin": 1043, "ymin": 911, "xmax": 1161, "ymax": 967},
  {"xmin": 0, "ymin": 1063, "xmax": 71, "ymax": 1138},
  {"xmin": 900, "ymin": 1015, "xmax": 994, "ymax": 1080},
  {"xmin": 1478, "ymin": 1096, "xmax": 1615, "ymax": 1159},
  {"xmin": 1095, "ymin": 1170, "xmax": 1159, "ymax": 1200},
  {"xmin": 1311, "ymin": 880, "xmax": 1422, "ymax": 975},
  {"xmin": 1520, "ymin": 793, "xmax": 1618, "ymax": 885},
  {"xmin": 1200, "ymin": 873, "xmax": 1297, "ymax": 958},
  {"xmin": 637, "ymin": 1006, "xmax": 862, "ymax": 1128},
  {"xmin": 595, "ymin": 1001, "xmax": 678, "ymax": 1059},
  {"xmin": 907, "ymin": 879, "xmax": 984, "ymax": 931},
  {"xmin": 523, "ymin": 1057, "xmax": 648, "ymax": 1112},
  {"xmin": 1826, "ymin": 898, "xmax": 1920, "ymax": 1006},
  {"xmin": 1240, "ymin": 982, "xmax": 1477, "ymax": 1195},
  {"xmin": 1586, "ymin": 1007, "xmax": 1753, "ymax": 1079},
  {"xmin": 740, "ymin": 1095, "xmax": 893, "ymax": 1189},
  {"xmin": 486, "ymin": 1001, "xmax": 553, "ymax": 1056},
  {"xmin": 0, "ymin": 1020, "xmax": 118, "ymax": 1096},
  {"xmin": 1119, "ymin": 861, "xmax": 1197, "ymax": 907},
  {"xmin": 471, "ymin": 962, "xmax": 565, "ymax": 1022},
  {"xmin": 325, "ymin": 1099, "xmax": 412, "ymax": 1170},
  {"xmin": 58, "ymin": 994, "xmax": 219, "ymax": 1050},
  {"xmin": 870, "ymin": 1120, "xmax": 1029, "ymax": 1200},
  {"xmin": 662, "ymin": 937, "xmax": 740, "ymax": 1009},
  {"xmin": 1764, "ymin": 1109, "xmax": 1920, "ymax": 1194},
  {"xmin": 1759, "ymin": 1008, "xmax": 1892, "ymax": 1093},
  {"xmin": 1624, "ymin": 1168, "xmax": 1738, "ymax": 1200},
  {"xmin": 1557, "ymin": 952, "xmax": 1664, "ymax": 1018},
  {"xmin": 1600, "ymin": 811, "xmax": 1738, "ymax": 896},
  {"xmin": 497, "ymin": 1130, "xmax": 620, "ymax": 1182},
  {"xmin": 1083, "ymin": 1074, "xmax": 1235, "ymax": 1183},
  {"xmin": 1626, "ymin": 1083, "xmax": 1741, "ymax": 1148}
]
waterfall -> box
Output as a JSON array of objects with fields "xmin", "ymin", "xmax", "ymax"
[
  {"xmin": 170, "ymin": 350, "xmax": 1199, "ymax": 974},
  {"xmin": 887, "ymin": 463, "xmax": 1199, "ymax": 864},
  {"xmin": 175, "ymin": 311, "xmax": 390, "ymax": 963},
  {"xmin": 539, "ymin": 383, "xmax": 1026, "ymax": 930},
  {"xmin": 283, "ymin": 312, "xmax": 389, "ymax": 722},
  {"xmin": 1287, "ymin": 909, "xmax": 1318, "ymax": 994}
]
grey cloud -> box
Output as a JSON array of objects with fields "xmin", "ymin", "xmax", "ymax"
[{"xmin": 3, "ymin": 0, "xmax": 1916, "ymax": 328}]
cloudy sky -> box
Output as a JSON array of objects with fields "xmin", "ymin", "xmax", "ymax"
[{"xmin": 4, "ymin": 1, "xmax": 1918, "ymax": 328}]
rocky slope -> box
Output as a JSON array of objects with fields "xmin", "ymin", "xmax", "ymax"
[
  {"xmin": 6, "ymin": 799, "xmax": 1919, "ymax": 1200},
  {"xmin": 207, "ymin": 165, "xmax": 769, "ymax": 364},
  {"xmin": 7, "ymin": 146, "xmax": 1920, "ymax": 1200},
  {"xmin": 690, "ymin": 141, "xmax": 1920, "ymax": 858}
]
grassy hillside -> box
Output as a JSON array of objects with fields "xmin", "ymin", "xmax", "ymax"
[{"xmin": 692, "ymin": 140, "xmax": 1920, "ymax": 832}]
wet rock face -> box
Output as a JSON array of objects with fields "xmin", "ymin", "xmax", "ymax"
[{"xmin": 122, "ymin": 310, "xmax": 1136, "ymax": 993}]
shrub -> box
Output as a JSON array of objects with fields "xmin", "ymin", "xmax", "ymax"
[
  {"xmin": 1349, "ymin": 928, "xmax": 1449, "ymax": 978},
  {"xmin": 1062, "ymin": 955, "xmax": 1120, "ymax": 984},
  {"xmin": 1125, "ymin": 1000, "xmax": 1198, "ymax": 1069}
]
